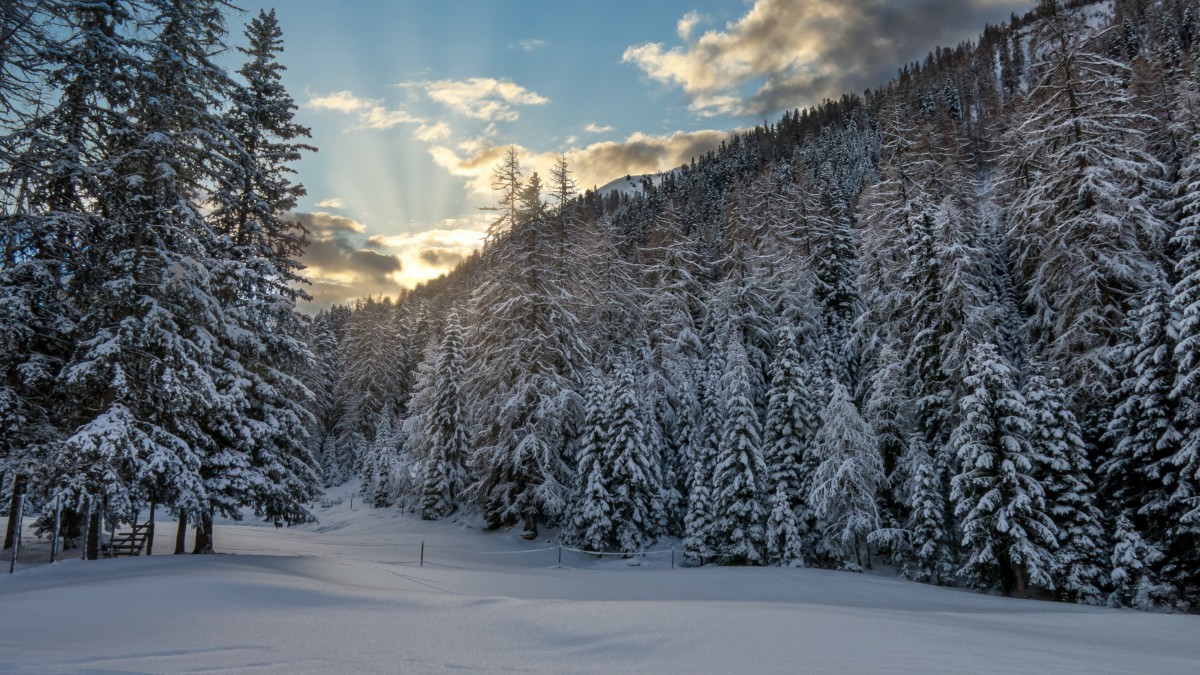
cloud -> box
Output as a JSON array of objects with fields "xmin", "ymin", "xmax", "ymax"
[
  {"xmin": 414, "ymin": 121, "xmax": 452, "ymax": 142},
  {"xmin": 584, "ymin": 123, "xmax": 614, "ymax": 134},
  {"xmin": 427, "ymin": 129, "xmax": 728, "ymax": 201},
  {"xmin": 289, "ymin": 211, "xmax": 405, "ymax": 307},
  {"xmin": 306, "ymin": 90, "xmax": 423, "ymax": 130},
  {"xmin": 676, "ymin": 11, "xmax": 708, "ymax": 41},
  {"xmin": 291, "ymin": 211, "xmax": 366, "ymax": 236},
  {"xmin": 419, "ymin": 248, "xmax": 466, "ymax": 267},
  {"xmin": 623, "ymin": 0, "xmax": 1031, "ymax": 117},
  {"xmin": 513, "ymin": 38, "xmax": 548, "ymax": 52},
  {"xmin": 365, "ymin": 215, "xmax": 490, "ymax": 288},
  {"xmin": 315, "ymin": 197, "xmax": 344, "ymax": 209},
  {"xmin": 409, "ymin": 77, "xmax": 550, "ymax": 122}
]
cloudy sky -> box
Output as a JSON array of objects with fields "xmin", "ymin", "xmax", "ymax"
[{"xmin": 229, "ymin": 0, "xmax": 1033, "ymax": 309}]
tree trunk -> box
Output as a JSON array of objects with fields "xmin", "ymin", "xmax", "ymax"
[
  {"xmin": 86, "ymin": 508, "xmax": 101, "ymax": 561},
  {"xmin": 520, "ymin": 511, "xmax": 538, "ymax": 540},
  {"xmin": 145, "ymin": 500, "xmax": 155, "ymax": 556},
  {"xmin": 174, "ymin": 511, "xmax": 188, "ymax": 555},
  {"xmin": 193, "ymin": 512, "xmax": 214, "ymax": 554},
  {"xmin": 3, "ymin": 475, "xmax": 26, "ymax": 550}
]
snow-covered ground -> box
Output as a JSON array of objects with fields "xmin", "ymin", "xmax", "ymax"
[{"xmin": 2, "ymin": 483, "xmax": 1198, "ymax": 674}]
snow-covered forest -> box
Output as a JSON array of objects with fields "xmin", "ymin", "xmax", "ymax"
[
  {"xmin": 4, "ymin": 0, "xmax": 1200, "ymax": 614},
  {"xmin": 1, "ymin": 1, "xmax": 319, "ymax": 554}
]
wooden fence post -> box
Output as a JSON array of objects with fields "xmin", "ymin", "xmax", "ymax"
[
  {"xmin": 50, "ymin": 497, "xmax": 62, "ymax": 563},
  {"xmin": 9, "ymin": 494, "xmax": 24, "ymax": 573}
]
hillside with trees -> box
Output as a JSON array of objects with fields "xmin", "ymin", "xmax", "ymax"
[{"xmin": 309, "ymin": 0, "xmax": 1200, "ymax": 609}]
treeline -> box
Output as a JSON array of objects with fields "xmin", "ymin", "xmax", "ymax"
[
  {"xmin": 310, "ymin": 0, "xmax": 1200, "ymax": 609},
  {"xmin": 0, "ymin": 1, "xmax": 318, "ymax": 554}
]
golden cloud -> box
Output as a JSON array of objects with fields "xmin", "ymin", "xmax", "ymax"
[
  {"xmin": 427, "ymin": 129, "xmax": 728, "ymax": 202},
  {"xmin": 365, "ymin": 215, "xmax": 490, "ymax": 288},
  {"xmin": 290, "ymin": 211, "xmax": 405, "ymax": 309}
]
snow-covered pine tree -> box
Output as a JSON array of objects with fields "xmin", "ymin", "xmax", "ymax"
[
  {"xmin": 364, "ymin": 412, "xmax": 397, "ymax": 508},
  {"xmin": 863, "ymin": 344, "xmax": 925, "ymax": 573},
  {"xmin": 1, "ymin": 0, "xmax": 143, "ymax": 543},
  {"xmin": 319, "ymin": 435, "xmax": 344, "ymax": 487},
  {"xmin": 1024, "ymin": 367, "xmax": 1107, "ymax": 604},
  {"xmin": 711, "ymin": 328, "xmax": 767, "ymax": 565},
  {"xmin": 606, "ymin": 353, "xmax": 666, "ymax": 552},
  {"xmin": 640, "ymin": 207, "xmax": 705, "ymax": 533},
  {"xmin": 762, "ymin": 323, "xmax": 815, "ymax": 566},
  {"xmin": 1103, "ymin": 277, "xmax": 1184, "ymax": 587},
  {"xmin": 55, "ymin": 0, "xmax": 254, "ymax": 539},
  {"xmin": 898, "ymin": 437, "xmax": 953, "ymax": 584},
  {"xmin": 809, "ymin": 383, "xmax": 885, "ymax": 571},
  {"xmin": 1167, "ymin": 60, "xmax": 1200, "ymax": 602},
  {"xmin": 683, "ymin": 334, "xmax": 724, "ymax": 563},
  {"xmin": 304, "ymin": 313, "xmax": 351, "ymax": 485},
  {"xmin": 951, "ymin": 343, "xmax": 1058, "ymax": 596},
  {"xmin": 1108, "ymin": 515, "xmax": 1172, "ymax": 610},
  {"xmin": 341, "ymin": 296, "xmax": 404, "ymax": 444},
  {"xmin": 398, "ymin": 336, "xmax": 439, "ymax": 504},
  {"xmin": 566, "ymin": 368, "xmax": 614, "ymax": 551},
  {"xmin": 420, "ymin": 311, "xmax": 470, "ymax": 519},
  {"xmin": 208, "ymin": 7, "xmax": 320, "ymax": 528}
]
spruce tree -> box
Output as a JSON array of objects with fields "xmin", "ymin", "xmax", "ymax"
[
  {"xmin": 809, "ymin": 384, "xmax": 885, "ymax": 570},
  {"xmin": 1168, "ymin": 63, "xmax": 1200, "ymax": 601},
  {"xmin": 951, "ymin": 344, "xmax": 1058, "ymax": 596},
  {"xmin": 1025, "ymin": 368, "xmax": 1107, "ymax": 603},
  {"xmin": 762, "ymin": 323, "xmax": 816, "ymax": 566},
  {"xmin": 711, "ymin": 329, "xmax": 767, "ymax": 565},
  {"xmin": 1103, "ymin": 277, "xmax": 1190, "ymax": 599},
  {"xmin": 420, "ymin": 311, "xmax": 470, "ymax": 519},
  {"xmin": 683, "ymin": 341, "xmax": 723, "ymax": 563},
  {"xmin": 607, "ymin": 353, "xmax": 666, "ymax": 552},
  {"xmin": 567, "ymin": 369, "xmax": 614, "ymax": 551}
]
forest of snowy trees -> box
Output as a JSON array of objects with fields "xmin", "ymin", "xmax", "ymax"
[
  {"xmin": 303, "ymin": 0, "xmax": 1200, "ymax": 609},
  {"xmin": 4, "ymin": 0, "xmax": 1200, "ymax": 611},
  {"xmin": 0, "ymin": 1, "xmax": 318, "ymax": 555}
]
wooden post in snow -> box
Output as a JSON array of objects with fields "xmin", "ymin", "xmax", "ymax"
[
  {"xmin": 8, "ymin": 494, "xmax": 24, "ymax": 573},
  {"xmin": 50, "ymin": 497, "xmax": 62, "ymax": 563}
]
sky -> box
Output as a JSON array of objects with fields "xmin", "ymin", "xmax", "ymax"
[{"xmin": 225, "ymin": 0, "xmax": 1034, "ymax": 310}]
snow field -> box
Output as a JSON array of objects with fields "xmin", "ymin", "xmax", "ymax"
[{"xmin": 1, "ymin": 482, "xmax": 1198, "ymax": 674}]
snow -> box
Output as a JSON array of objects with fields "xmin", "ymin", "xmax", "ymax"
[
  {"xmin": 2, "ymin": 482, "xmax": 1198, "ymax": 674},
  {"xmin": 595, "ymin": 170, "xmax": 678, "ymax": 197}
]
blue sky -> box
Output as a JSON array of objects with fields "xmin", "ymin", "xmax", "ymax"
[{"xmin": 225, "ymin": 0, "xmax": 1032, "ymax": 307}]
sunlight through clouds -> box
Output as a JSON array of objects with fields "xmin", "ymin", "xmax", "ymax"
[
  {"xmin": 289, "ymin": 211, "xmax": 407, "ymax": 306},
  {"xmin": 428, "ymin": 129, "xmax": 729, "ymax": 201},
  {"xmin": 365, "ymin": 215, "xmax": 491, "ymax": 288}
]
